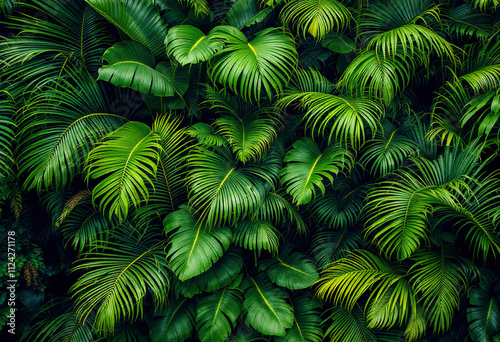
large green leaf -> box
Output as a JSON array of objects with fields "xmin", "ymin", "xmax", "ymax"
[
  {"xmin": 86, "ymin": 121, "xmax": 160, "ymax": 220},
  {"xmin": 209, "ymin": 26, "xmax": 298, "ymax": 102},
  {"xmin": 467, "ymin": 269, "xmax": 500, "ymax": 342},
  {"xmin": 98, "ymin": 41, "xmax": 188, "ymax": 97},
  {"xmin": 166, "ymin": 25, "xmax": 221, "ymax": 65},
  {"xmin": 196, "ymin": 288, "xmax": 243, "ymax": 342},
  {"xmin": 280, "ymin": 137, "xmax": 354, "ymax": 205},
  {"xmin": 260, "ymin": 246, "xmax": 319, "ymax": 290},
  {"xmin": 70, "ymin": 232, "xmax": 169, "ymax": 336},
  {"xmin": 276, "ymin": 296, "xmax": 322, "ymax": 342},
  {"xmin": 164, "ymin": 205, "xmax": 232, "ymax": 281},
  {"xmin": 149, "ymin": 298, "xmax": 196, "ymax": 342},
  {"xmin": 280, "ymin": 0, "xmax": 351, "ymax": 40},
  {"xmin": 86, "ymin": 0, "xmax": 167, "ymax": 57},
  {"xmin": 241, "ymin": 274, "xmax": 294, "ymax": 336}
]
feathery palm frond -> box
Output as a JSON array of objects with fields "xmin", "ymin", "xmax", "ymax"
[
  {"xmin": 0, "ymin": 91, "xmax": 15, "ymax": 179},
  {"xmin": 85, "ymin": 121, "xmax": 160, "ymax": 221},
  {"xmin": 280, "ymin": 0, "xmax": 351, "ymax": 40},
  {"xmin": 322, "ymin": 306, "xmax": 377, "ymax": 342},
  {"xmin": 70, "ymin": 231, "xmax": 169, "ymax": 337},
  {"xmin": 275, "ymin": 296, "xmax": 323, "ymax": 342},
  {"xmin": 223, "ymin": 0, "xmax": 273, "ymax": 29},
  {"xmin": 166, "ymin": 25, "xmax": 221, "ymax": 66},
  {"xmin": 148, "ymin": 297, "xmax": 196, "ymax": 342},
  {"xmin": 233, "ymin": 219, "xmax": 280, "ymax": 257},
  {"xmin": 311, "ymin": 229, "xmax": 364, "ymax": 269}
]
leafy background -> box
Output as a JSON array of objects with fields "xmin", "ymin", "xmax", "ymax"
[{"xmin": 1, "ymin": 0, "xmax": 500, "ymax": 341}]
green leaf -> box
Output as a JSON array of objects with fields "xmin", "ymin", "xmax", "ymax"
[
  {"xmin": 196, "ymin": 288, "xmax": 243, "ymax": 342},
  {"xmin": 224, "ymin": 0, "xmax": 272, "ymax": 29},
  {"xmin": 166, "ymin": 25, "xmax": 221, "ymax": 65},
  {"xmin": 86, "ymin": 121, "xmax": 160, "ymax": 220},
  {"xmin": 320, "ymin": 32, "xmax": 356, "ymax": 53},
  {"xmin": 149, "ymin": 298, "xmax": 195, "ymax": 342},
  {"xmin": 275, "ymin": 296, "xmax": 322, "ymax": 342},
  {"xmin": 467, "ymin": 269, "xmax": 500, "ymax": 342},
  {"xmin": 187, "ymin": 123, "xmax": 227, "ymax": 146},
  {"xmin": 209, "ymin": 26, "xmax": 298, "ymax": 102},
  {"xmin": 323, "ymin": 306, "xmax": 377, "ymax": 342},
  {"xmin": 241, "ymin": 274, "xmax": 294, "ymax": 336},
  {"xmin": 98, "ymin": 41, "xmax": 188, "ymax": 97},
  {"xmin": 280, "ymin": 137, "xmax": 354, "ymax": 205},
  {"xmin": 233, "ymin": 220, "xmax": 280, "ymax": 257},
  {"xmin": 86, "ymin": 0, "xmax": 167, "ymax": 57},
  {"xmin": 280, "ymin": 0, "xmax": 351, "ymax": 40},
  {"xmin": 260, "ymin": 245, "xmax": 319, "ymax": 290},
  {"xmin": 70, "ymin": 232, "xmax": 169, "ymax": 337},
  {"xmin": 164, "ymin": 205, "xmax": 232, "ymax": 281}
]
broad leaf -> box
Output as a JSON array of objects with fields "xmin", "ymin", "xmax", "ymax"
[
  {"xmin": 149, "ymin": 298, "xmax": 195, "ymax": 342},
  {"xmin": 280, "ymin": 137, "xmax": 354, "ymax": 205},
  {"xmin": 86, "ymin": 0, "xmax": 167, "ymax": 57},
  {"xmin": 320, "ymin": 32, "xmax": 356, "ymax": 53},
  {"xmin": 98, "ymin": 41, "xmax": 188, "ymax": 97},
  {"xmin": 241, "ymin": 274, "xmax": 294, "ymax": 336},
  {"xmin": 260, "ymin": 245, "xmax": 319, "ymax": 290},
  {"xmin": 166, "ymin": 25, "xmax": 221, "ymax": 65},
  {"xmin": 164, "ymin": 205, "xmax": 232, "ymax": 281},
  {"xmin": 196, "ymin": 288, "xmax": 242, "ymax": 342}
]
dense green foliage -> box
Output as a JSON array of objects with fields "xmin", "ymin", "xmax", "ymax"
[{"xmin": 1, "ymin": 0, "xmax": 500, "ymax": 341}]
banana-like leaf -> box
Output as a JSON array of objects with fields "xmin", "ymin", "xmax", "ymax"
[
  {"xmin": 280, "ymin": 137, "xmax": 354, "ymax": 205},
  {"xmin": 196, "ymin": 288, "xmax": 243, "ymax": 342},
  {"xmin": 233, "ymin": 219, "xmax": 280, "ymax": 257},
  {"xmin": 280, "ymin": 0, "xmax": 351, "ymax": 40},
  {"xmin": 323, "ymin": 306, "xmax": 377, "ymax": 342},
  {"xmin": 164, "ymin": 205, "xmax": 232, "ymax": 281},
  {"xmin": 98, "ymin": 41, "xmax": 189, "ymax": 97},
  {"xmin": 209, "ymin": 26, "xmax": 297, "ymax": 102},
  {"xmin": 241, "ymin": 274, "xmax": 294, "ymax": 336},
  {"xmin": 86, "ymin": 0, "xmax": 167, "ymax": 57},
  {"xmin": 467, "ymin": 269, "xmax": 500, "ymax": 342},
  {"xmin": 409, "ymin": 250, "xmax": 476, "ymax": 335},
  {"xmin": 86, "ymin": 121, "xmax": 160, "ymax": 221},
  {"xmin": 275, "ymin": 296, "xmax": 322, "ymax": 342},
  {"xmin": 70, "ymin": 233, "xmax": 169, "ymax": 336},
  {"xmin": 260, "ymin": 245, "xmax": 319, "ymax": 290},
  {"xmin": 149, "ymin": 298, "xmax": 195, "ymax": 342},
  {"xmin": 166, "ymin": 25, "xmax": 221, "ymax": 65}
]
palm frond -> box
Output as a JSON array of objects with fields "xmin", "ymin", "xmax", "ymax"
[
  {"xmin": 148, "ymin": 297, "xmax": 196, "ymax": 342},
  {"xmin": 85, "ymin": 121, "xmax": 160, "ymax": 221},
  {"xmin": 322, "ymin": 306, "xmax": 377, "ymax": 342},
  {"xmin": 275, "ymin": 296, "xmax": 323, "ymax": 342},
  {"xmin": 166, "ymin": 25, "xmax": 221, "ymax": 65},
  {"xmin": 233, "ymin": 219, "xmax": 280, "ymax": 257},
  {"xmin": 280, "ymin": 0, "xmax": 351, "ymax": 40}
]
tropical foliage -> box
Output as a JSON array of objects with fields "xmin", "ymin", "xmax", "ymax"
[{"xmin": 1, "ymin": 0, "xmax": 500, "ymax": 341}]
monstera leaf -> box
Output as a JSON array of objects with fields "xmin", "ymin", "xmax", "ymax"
[
  {"xmin": 240, "ymin": 274, "xmax": 294, "ymax": 336},
  {"xmin": 98, "ymin": 41, "xmax": 189, "ymax": 97},
  {"xmin": 164, "ymin": 205, "xmax": 233, "ymax": 281},
  {"xmin": 280, "ymin": 137, "xmax": 354, "ymax": 205}
]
